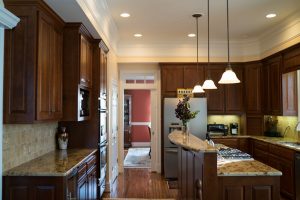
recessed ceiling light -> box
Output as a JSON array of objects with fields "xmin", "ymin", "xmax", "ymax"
[
  {"xmin": 188, "ymin": 33, "xmax": 196, "ymax": 37},
  {"xmin": 134, "ymin": 33, "xmax": 142, "ymax": 37},
  {"xmin": 120, "ymin": 13, "xmax": 130, "ymax": 18},
  {"xmin": 266, "ymin": 13, "xmax": 276, "ymax": 19}
]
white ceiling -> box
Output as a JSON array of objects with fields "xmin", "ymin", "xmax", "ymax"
[{"xmin": 107, "ymin": 0, "xmax": 300, "ymax": 45}]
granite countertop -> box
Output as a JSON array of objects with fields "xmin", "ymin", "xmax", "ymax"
[
  {"xmin": 168, "ymin": 130, "xmax": 217, "ymax": 152},
  {"xmin": 217, "ymin": 159, "xmax": 282, "ymax": 176},
  {"xmin": 211, "ymin": 135, "xmax": 300, "ymax": 152},
  {"xmin": 3, "ymin": 149, "xmax": 97, "ymax": 177}
]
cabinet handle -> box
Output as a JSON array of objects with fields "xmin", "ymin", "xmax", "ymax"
[
  {"xmin": 195, "ymin": 179, "xmax": 203, "ymax": 200},
  {"xmin": 81, "ymin": 78, "xmax": 86, "ymax": 83}
]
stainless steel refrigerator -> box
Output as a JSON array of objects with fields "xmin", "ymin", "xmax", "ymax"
[{"xmin": 164, "ymin": 97, "xmax": 207, "ymax": 179}]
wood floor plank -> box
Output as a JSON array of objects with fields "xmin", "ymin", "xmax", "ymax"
[{"xmin": 103, "ymin": 168, "xmax": 178, "ymax": 199}]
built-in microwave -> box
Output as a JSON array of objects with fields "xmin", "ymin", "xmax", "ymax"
[{"xmin": 78, "ymin": 86, "xmax": 90, "ymax": 121}]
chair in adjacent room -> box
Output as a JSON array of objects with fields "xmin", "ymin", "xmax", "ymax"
[{"xmin": 147, "ymin": 126, "xmax": 151, "ymax": 158}]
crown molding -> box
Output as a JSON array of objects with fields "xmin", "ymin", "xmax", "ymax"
[{"xmin": 0, "ymin": 6, "xmax": 19, "ymax": 29}]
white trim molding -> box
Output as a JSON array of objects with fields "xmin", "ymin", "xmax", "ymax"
[
  {"xmin": 131, "ymin": 142, "xmax": 151, "ymax": 147},
  {"xmin": 0, "ymin": 6, "xmax": 19, "ymax": 29},
  {"xmin": 131, "ymin": 122, "xmax": 151, "ymax": 126}
]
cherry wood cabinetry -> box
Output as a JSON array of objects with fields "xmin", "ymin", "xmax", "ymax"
[
  {"xmin": 283, "ymin": 43, "xmax": 300, "ymax": 73},
  {"xmin": 4, "ymin": 152, "xmax": 97, "ymax": 200},
  {"xmin": 3, "ymin": 0, "xmax": 64, "ymax": 123},
  {"xmin": 99, "ymin": 41, "xmax": 109, "ymax": 98},
  {"xmin": 282, "ymin": 71, "xmax": 298, "ymax": 116},
  {"xmin": 251, "ymin": 140, "xmax": 295, "ymax": 199},
  {"xmin": 244, "ymin": 62, "xmax": 262, "ymax": 114},
  {"xmin": 212, "ymin": 137, "xmax": 250, "ymax": 154},
  {"xmin": 205, "ymin": 65, "xmax": 226, "ymax": 114},
  {"xmin": 262, "ymin": 56, "xmax": 283, "ymax": 115},
  {"xmin": 161, "ymin": 64, "xmax": 184, "ymax": 97},
  {"xmin": 225, "ymin": 66, "xmax": 244, "ymax": 114},
  {"xmin": 61, "ymin": 23, "xmax": 94, "ymax": 121},
  {"xmin": 205, "ymin": 64, "xmax": 244, "ymax": 114}
]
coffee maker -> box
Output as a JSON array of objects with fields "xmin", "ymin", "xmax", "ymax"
[{"xmin": 230, "ymin": 123, "xmax": 238, "ymax": 135}]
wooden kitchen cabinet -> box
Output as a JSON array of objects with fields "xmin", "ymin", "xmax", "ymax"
[
  {"xmin": 161, "ymin": 64, "xmax": 184, "ymax": 97},
  {"xmin": 262, "ymin": 55, "xmax": 283, "ymax": 115},
  {"xmin": 282, "ymin": 71, "xmax": 298, "ymax": 116},
  {"xmin": 183, "ymin": 64, "xmax": 205, "ymax": 89},
  {"xmin": 62, "ymin": 23, "xmax": 94, "ymax": 121},
  {"xmin": 205, "ymin": 65, "xmax": 226, "ymax": 114},
  {"xmin": 244, "ymin": 62, "xmax": 262, "ymax": 114},
  {"xmin": 4, "ymin": 0, "xmax": 64, "ymax": 123},
  {"xmin": 283, "ymin": 43, "xmax": 300, "ymax": 73},
  {"xmin": 225, "ymin": 66, "xmax": 244, "ymax": 114},
  {"xmin": 99, "ymin": 41, "xmax": 109, "ymax": 98}
]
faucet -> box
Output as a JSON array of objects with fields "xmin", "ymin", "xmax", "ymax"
[{"xmin": 283, "ymin": 126, "xmax": 291, "ymax": 137}]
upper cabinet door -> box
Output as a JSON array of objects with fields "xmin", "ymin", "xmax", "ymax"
[
  {"xmin": 161, "ymin": 65, "xmax": 184, "ymax": 97},
  {"xmin": 244, "ymin": 62, "xmax": 262, "ymax": 114},
  {"xmin": 268, "ymin": 56, "xmax": 283, "ymax": 115},
  {"xmin": 37, "ymin": 13, "xmax": 53, "ymax": 121},
  {"xmin": 206, "ymin": 65, "xmax": 225, "ymax": 114},
  {"xmin": 282, "ymin": 71, "xmax": 298, "ymax": 116},
  {"xmin": 225, "ymin": 66, "xmax": 244, "ymax": 114},
  {"xmin": 80, "ymin": 36, "xmax": 88, "ymax": 87},
  {"xmin": 183, "ymin": 65, "xmax": 205, "ymax": 89}
]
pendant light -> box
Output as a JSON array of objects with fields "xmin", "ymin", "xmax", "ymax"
[
  {"xmin": 202, "ymin": 0, "xmax": 217, "ymax": 89},
  {"xmin": 218, "ymin": 0, "xmax": 240, "ymax": 84},
  {"xmin": 192, "ymin": 14, "xmax": 205, "ymax": 93}
]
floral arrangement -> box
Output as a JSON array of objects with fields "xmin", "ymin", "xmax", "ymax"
[{"xmin": 175, "ymin": 96, "xmax": 199, "ymax": 126}]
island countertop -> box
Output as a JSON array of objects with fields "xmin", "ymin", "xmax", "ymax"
[
  {"xmin": 3, "ymin": 149, "xmax": 97, "ymax": 177},
  {"xmin": 169, "ymin": 131, "xmax": 282, "ymax": 177}
]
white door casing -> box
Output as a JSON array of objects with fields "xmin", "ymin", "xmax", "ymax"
[
  {"xmin": 118, "ymin": 67, "xmax": 161, "ymax": 173},
  {"xmin": 110, "ymin": 80, "xmax": 119, "ymax": 187}
]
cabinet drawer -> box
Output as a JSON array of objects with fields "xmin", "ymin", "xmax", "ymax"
[
  {"xmin": 87, "ymin": 155, "xmax": 96, "ymax": 171},
  {"xmin": 269, "ymin": 144, "xmax": 294, "ymax": 160},
  {"xmin": 78, "ymin": 164, "xmax": 87, "ymax": 180},
  {"xmin": 253, "ymin": 140, "xmax": 269, "ymax": 151}
]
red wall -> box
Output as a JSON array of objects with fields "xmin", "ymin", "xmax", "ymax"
[{"xmin": 125, "ymin": 90, "xmax": 151, "ymax": 142}]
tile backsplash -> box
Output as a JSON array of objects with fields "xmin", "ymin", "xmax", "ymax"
[
  {"xmin": 208, "ymin": 115, "xmax": 242, "ymax": 135},
  {"xmin": 3, "ymin": 123, "xmax": 58, "ymax": 172}
]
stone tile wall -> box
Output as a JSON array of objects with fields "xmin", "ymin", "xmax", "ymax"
[{"xmin": 3, "ymin": 123, "xmax": 57, "ymax": 171}]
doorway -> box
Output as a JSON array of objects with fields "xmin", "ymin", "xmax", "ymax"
[
  {"xmin": 123, "ymin": 89, "xmax": 151, "ymax": 169},
  {"xmin": 118, "ymin": 70, "xmax": 161, "ymax": 173}
]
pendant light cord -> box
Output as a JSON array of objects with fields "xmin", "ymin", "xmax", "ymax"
[
  {"xmin": 208, "ymin": 0, "xmax": 210, "ymax": 67},
  {"xmin": 227, "ymin": 0, "xmax": 230, "ymax": 67},
  {"xmin": 196, "ymin": 16, "xmax": 199, "ymax": 74}
]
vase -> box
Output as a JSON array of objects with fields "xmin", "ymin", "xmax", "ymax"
[
  {"xmin": 181, "ymin": 123, "xmax": 189, "ymax": 136},
  {"xmin": 58, "ymin": 127, "xmax": 68, "ymax": 150}
]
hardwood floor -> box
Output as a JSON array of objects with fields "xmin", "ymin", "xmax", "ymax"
[{"xmin": 103, "ymin": 168, "xmax": 178, "ymax": 199}]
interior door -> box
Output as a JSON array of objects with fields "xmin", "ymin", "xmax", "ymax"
[{"xmin": 111, "ymin": 81, "xmax": 119, "ymax": 182}]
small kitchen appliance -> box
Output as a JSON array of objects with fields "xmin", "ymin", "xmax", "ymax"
[
  {"xmin": 207, "ymin": 124, "xmax": 227, "ymax": 136},
  {"xmin": 230, "ymin": 123, "xmax": 238, "ymax": 135}
]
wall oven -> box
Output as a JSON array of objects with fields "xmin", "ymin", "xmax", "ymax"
[{"xmin": 99, "ymin": 142, "xmax": 107, "ymax": 197}]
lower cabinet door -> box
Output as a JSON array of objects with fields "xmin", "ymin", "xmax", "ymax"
[
  {"xmin": 77, "ymin": 177, "xmax": 88, "ymax": 200},
  {"xmin": 88, "ymin": 167, "xmax": 97, "ymax": 199}
]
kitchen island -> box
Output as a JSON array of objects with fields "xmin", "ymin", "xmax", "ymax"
[
  {"xmin": 3, "ymin": 149, "xmax": 98, "ymax": 200},
  {"xmin": 169, "ymin": 131, "xmax": 282, "ymax": 200}
]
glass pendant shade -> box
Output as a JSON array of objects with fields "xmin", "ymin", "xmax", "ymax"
[
  {"xmin": 192, "ymin": 84, "xmax": 205, "ymax": 93},
  {"xmin": 218, "ymin": 67, "xmax": 240, "ymax": 84},
  {"xmin": 202, "ymin": 79, "xmax": 217, "ymax": 89}
]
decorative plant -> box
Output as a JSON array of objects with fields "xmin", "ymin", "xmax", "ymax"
[{"xmin": 175, "ymin": 96, "xmax": 199, "ymax": 126}]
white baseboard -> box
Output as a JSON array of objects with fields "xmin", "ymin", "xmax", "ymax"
[{"xmin": 131, "ymin": 142, "xmax": 150, "ymax": 147}]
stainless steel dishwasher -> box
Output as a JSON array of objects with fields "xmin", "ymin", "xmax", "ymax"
[{"xmin": 296, "ymin": 153, "xmax": 300, "ymax": 200}]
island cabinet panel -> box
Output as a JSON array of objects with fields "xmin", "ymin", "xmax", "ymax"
[
  {"xmin": 244, "ymin": 62, "xmax": 262, "ymax": 114},
  {"xmin": 218, "ymin": 176, "xmax": 280, "ymax": 200},
  {"xmin": 3, "ymin": 0, "xmax": 64, "ymax": 123},
  {"xmin": 283, "ymin": 43, "xmax": 300, "ymax": 73}
]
